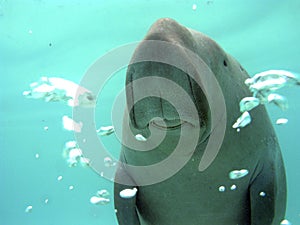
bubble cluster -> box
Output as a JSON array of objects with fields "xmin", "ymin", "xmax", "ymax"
[
  {"xmin": 103, "ymin": 157, "xmax": 116, "ymax": 167},
  {"xmin": 23, "ymin": 76, "xmax": 96, "ymax": 107},
  {"xmin": 233, "ymin": 70, "xmax": 300, "ymax": 130},
  {"xmin": 96, "ymin": 126, "xmax": 115, "ymax": 136},
  {"xmin": 62, "ymin": 141, "xmax": 90, "ymax": 167},
  {"xmin": 90, "ymin": 189, "xmax": 110, "ymax": 205}
]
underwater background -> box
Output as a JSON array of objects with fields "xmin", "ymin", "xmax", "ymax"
[{"xmin": 1, "ymin": 0, "xmax": 299, "ymax": 224}]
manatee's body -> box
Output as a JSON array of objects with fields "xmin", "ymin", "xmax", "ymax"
[{"xmin": 114, "ymin": 18, "xmax": 286, "ymax": 225}]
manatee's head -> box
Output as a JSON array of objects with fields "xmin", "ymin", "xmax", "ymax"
[
  {"xmin": 125, "ymin": 19, "xmax": 214, "ymax": 144},
  {"xmin": 125, "ymin": 18, "xmax": 250, "ymax": 145}
]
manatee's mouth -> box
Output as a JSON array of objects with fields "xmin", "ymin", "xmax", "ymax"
[
  {"xmin": 128, "ymin": 94, "xmax": 203, "ymax": 138},
  {"xmin": 149, "ymin": 119, "xmax": 186, "ymax": 130}
]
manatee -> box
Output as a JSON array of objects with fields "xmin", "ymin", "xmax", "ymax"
[{"xmin": 114, "ymin": 18, "xmax": 286, "ymax": 225}]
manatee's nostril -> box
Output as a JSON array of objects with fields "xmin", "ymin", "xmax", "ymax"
[{"xmin": 223, "ymin": 60, "xmax": 227, "ymax": 67}]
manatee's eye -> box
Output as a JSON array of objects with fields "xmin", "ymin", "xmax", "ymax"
[{"xmin": 223, "ymin": 60, "xmax": 227, "ymax": 67}]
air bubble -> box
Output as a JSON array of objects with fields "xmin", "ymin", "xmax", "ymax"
[
  {"xmin": 103, "ymin": 157, "xmax": 116, "ymax": 167},
  {"xmin": 259, "ymin": 191, "xmax": 266, "ymax": 197},
  {"xmin": 232, "ymin": 111, "xmax": 251, "ymax": 129},
  {"xmin": 90, "ymin": 196, "xmax": 110, "ymax": 205},
  {"xmin": 62, "ymin": 115, "xmax": 82, "ymax": 132},
  {"xmin": 276, "ymin": 118, "xmax": 288, "ymax": 125},
  {"xmin": 229, "ymin": 169, "xmax": 249, "ymax": 179},
  {"xmin": 280, "ymin": 219, "xmax": 292, "ymax": 225},
  {"xmin": 135, "ymin": 134, "xmax": 147, "ymax": 141},
  {"xmin": 25, "ymin": 205, "xmax": 33, "ymax": 213},
  {"xmin": 97, "ymin": 126, "xmax": 114, "ymax": 136},
  {"xmin": 120, "ymin": 188, "xmax": 138, "ymax": 198},
  {"xmin": 218, "ymin": 186, "xmax": 225, "ymax": 192},
  {"xmin": 96, "ymin": 189, "xmax": 110, "ymax": 197},
  {"xmin": 230, "ymin": 185, "xmax": 237, "ymax": 190}
]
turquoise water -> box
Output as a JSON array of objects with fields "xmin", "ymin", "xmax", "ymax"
[{"xmin": 1, "ymin": 0, "xmax": 300, "ymax": 224}]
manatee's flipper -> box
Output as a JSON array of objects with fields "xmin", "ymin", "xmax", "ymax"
[
  {"xmin": 249, "ymin": 140, "xmax": 286, "ymax": 224},
  {"xmin": 114, "ymin": 153, "xmax": 140, "ymax": 225}
]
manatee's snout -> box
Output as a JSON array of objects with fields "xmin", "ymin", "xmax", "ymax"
[
  {"xmin": 129, "ymin": 92, "xmax": 190, "ymax": 132},
  {"xmin": 126, "ymin": 61, "xmax": 210, "ymax": 139},
  {"xmin": 125, "ymin": 18, "xmax": 212, "ymax": 140}
]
